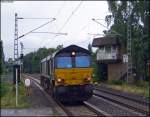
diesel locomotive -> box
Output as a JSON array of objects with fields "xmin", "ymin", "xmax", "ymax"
[{"xmin": 40, "ymin": 45, "xmax": 93, "ymax": 102}]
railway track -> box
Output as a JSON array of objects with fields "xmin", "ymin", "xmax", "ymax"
[
  {"xmin": 23, "ymin": 74, "xmax": 107, "ymax": 116},
  {"xmin": 94, "ymin": 86, "xmax": 150, "ymax": 105},
  {"xmin": 23, "ymin": 74, "xmax": 149, "ymax": 116},
  {"xmin": 94, "ymin": 88, "xmax": 149, "ymax": 116}
]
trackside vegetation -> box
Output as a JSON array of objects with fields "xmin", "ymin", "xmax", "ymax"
[
  {"xmin": 107, "ymin": 80, "xmax": 149, "ymax": 97},
  {"xmin": 23, "ymin": 45, "xmax": 63, "ymax": 73},
  {"xmin": 104, "ymin": 1, "xmax": 150, "ymax": 80},
  {"xmin": 0, "ymin": 82, "xmax": 30, "ymax": 108}
]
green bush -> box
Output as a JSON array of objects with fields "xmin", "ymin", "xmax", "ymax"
[
  {"xmin": 0, "ymin": 82, "xmax": 13, "ymax": 97},
  {"xmin": 135, "ymin": 80, "xmax": 150, "ymax": 87},
  {"xmin": 92, "ymin": 73, "xmax": 100, "ymax": 83},
  {"xmin": 108, "ymin": 80, "xmax": 124, "ymax": 85}
]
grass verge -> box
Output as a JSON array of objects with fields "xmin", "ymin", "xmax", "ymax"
[
  {"xmin": 0, "ymin": 82, "xmax": 30, "ymax": 108},
  {"xmin": 107, "ymin": 80, "xmax": 150, "ymax": 97}
]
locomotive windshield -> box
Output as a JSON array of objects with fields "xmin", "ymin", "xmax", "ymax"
[
  {"xmin": 57, "ymin": 57, "xmax": 72, "ymax": 68},
  {"xmin": 75, "ymin": 56, "xmax": 90, "ymax": 68},
  {"xmin": 56, "ymin": 56, "xmax": 90, "ymax": 68}
]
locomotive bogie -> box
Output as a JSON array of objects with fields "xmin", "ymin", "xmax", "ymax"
[{"xmin": 54, "ymin": 84, "xmax": 93, "ymax": 102}]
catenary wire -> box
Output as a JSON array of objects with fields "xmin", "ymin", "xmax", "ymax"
[{"xmin": 40, "ymin": 1, "xmax": 83, "ymax": 47}]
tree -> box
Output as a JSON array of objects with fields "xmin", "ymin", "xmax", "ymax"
[
  {"xmin": 105, "ymin": 1, "xmax": 150, "ymax": 80},
  {"xmin": 0, "ymin": 40, "xmax": 5, "ymax": 74},
  {"xmin": 88, "ymin": 43, "xmax": 92, "ymax": 54},
  {"xmin": 56, "ymin": 45, "xmax": 63, "ymax": 51},
  {"xmin": 23, "ymin": 47, "xmax": 58, "ymax": 73}
]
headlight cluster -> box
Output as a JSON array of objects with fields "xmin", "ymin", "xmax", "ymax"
[
  {"xmin": 56, "ymin": 78, "xmax": 65, "ymax": 84},
  {"xmin": 84, "ymin": 77, "xmax": 91, "ymax": 82}
]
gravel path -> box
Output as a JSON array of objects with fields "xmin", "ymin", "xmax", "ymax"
[
  {"xmin": 1, "ymin": 108, "xmax": 53, "ymax": 116},
  {"xmin": 1, "ymin": 75, "xmax": 67, "ymax": 116},
  {"xmin": 27, "ymin": 81, "xmax": 52, "ymax": 108},
  {"xmin": 26, "ymin": 78, "xmax": 67, "ymax": 116},
  {"xmin": 26, "ymin": 74, "xmax": 98, "ymax": 116},
  {"xmin": 63, "ymin": 102, "xmax": 97, "ymax": 116}
]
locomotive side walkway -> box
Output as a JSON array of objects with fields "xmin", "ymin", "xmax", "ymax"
[{"xmin": 1, "ymin": 75, "xmax": 66, "ymax": 116}]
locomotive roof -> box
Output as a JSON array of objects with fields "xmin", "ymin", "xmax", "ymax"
[
  {"xmin": 46, "ymin": 54, "xmax": 52, "ymax": 60},
  {"xmin": 52, "ymin": 45, "xmax": 90, "ymax": 57},
  {"xmin": 41, "ymin": 45, "xmax": 90, "ymax": 63},
  {"xmin": 41, "ymin": 58, "xmax": 46, "ymax": 63}
]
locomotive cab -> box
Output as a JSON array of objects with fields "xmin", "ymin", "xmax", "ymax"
[
  {"xmin": 54, "ymin": 45, "xmax": 93, "ymax": 102},
  {"xmin": 40, "ymin": 45, "xmax": 93, "ymax": 102}
]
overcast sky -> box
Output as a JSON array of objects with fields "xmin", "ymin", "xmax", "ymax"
[{"xmin": 1, "ymin": 1, "xmax": 110, "ymax": 60}]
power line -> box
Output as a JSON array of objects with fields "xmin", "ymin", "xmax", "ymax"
[
  {"xmin": 54, "ymin": 22, "xmax": 59, "ymax": 32},
  {"xmin": 92, "ymin": 18, "xmax": 122, "ymax": 36},
  {"xmin": 79, "ymin": 21, "xmax": 91, "ymax": 32},
  {"xmin": 53, "ymin": 1, "xmax": 83, "ymax": 44},
  {"xmin": 94, "ymin": 18, "xmax": 105, "ymax": 20},
  {"xmin": 18, "ymin": 18, "xmax": 56, "ymax": 39},
  {"xmin": 40, "ymin": 1, "xmax": 83, "ymax": 47},
  {"xmin": 58, "ymin": 1, "xmax": 83, "ymax": 33},
  {"xmin": 92, "ymin": 18, "xmax": 108, "ymax": 29},
  {"xmin": 54, "ymin": 1, "xmax": 66, "ymax": 18},
  {"xmin": 18, "ymin": 18, "xmax": 54, "ymax": 19},
  {"xmin": 51, "ymin": 2, "xmax": 66, "ymax": 33},
  {"xmin": 31, "ymin": 31, "xmax": 67, "ymax": 35},
  {"xmin": 60, "ymin": 20, "xmax": 92, "ymax": 45},
  {"xmin": 23, "ymin": 47, "xmax": 39, "ymax": 50},
  {"xmin": 38, "ymin": 2, "xmax": 68, "ymax": 47},
  {"xmin": 88, "ymin": 33, "xmax": 120, "ymax": 36},
  {"xmin": 76, "ymin": 38, "xmax": 90, "ymax": 44}
]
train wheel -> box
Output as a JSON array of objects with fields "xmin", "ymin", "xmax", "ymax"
[{"xmin": 77, "ymin": 101, "xmax": 84, "ymax": 104}]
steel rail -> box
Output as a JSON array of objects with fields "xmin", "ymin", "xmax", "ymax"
[
  {"xmin": 24, "ymin": 74, "xmax": 74, "ymax": 116},
  {"xmin": 84, "ymin": 101, "xmax": 111, "ymax": 116},
  {"xmin": 94, "ymin": 90, "xmax": 149, "ymax": 116},
  {"xmin": 24, "ymin": 74, "xmax": 110, "ymax": 116},
  {"xmin": 94, "ymin": 87, "xmax": 150, "ymax": 105}
]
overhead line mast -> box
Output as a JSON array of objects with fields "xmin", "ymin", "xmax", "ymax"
[
  {"xmin": 14, "ymin": 13, "xmax": 19, "ymax": 62},
  {"xmin": 127, "ymin": 1, "xmax": 132, "ymax": 83},
  {"xmin": 14, "ymin": 13, "xmax": 56, "ymax": 62}
]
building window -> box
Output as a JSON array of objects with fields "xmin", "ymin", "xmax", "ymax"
[
  {"xmin": 111, "ymin": 45, "xmax": 117, "ymax": 53},
  {"xmin": 105, "ymin": 46, "xmax": 111, "ymax": 53},
  {"xmin": 99, "ymin": 46, "xmax": 105, "ymax": 53}
]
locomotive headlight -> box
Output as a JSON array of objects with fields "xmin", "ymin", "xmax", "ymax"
[
  {"xmin": 87, "ymin": 77, "xmax": 91, "ymax": 81},
  {"xmin": 72, "ymin": 51, "xmax": 76, "ymax": 56},
  {"xmin": 57, "ymin": 78, "xmax": 65, "ymax": 84},
  {"xmin": 84, "ymin": 77, "xmax": 91, "ymax": 82},
  {"xmin": 57, "ymin": 78, "xmax": 62, "ymax": 82}
]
